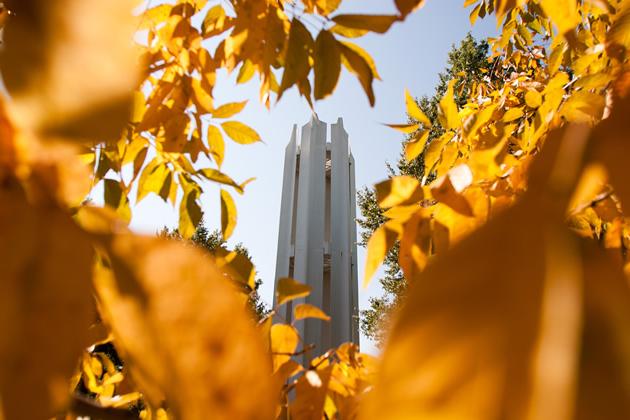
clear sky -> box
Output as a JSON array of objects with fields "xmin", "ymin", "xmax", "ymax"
[{"xmin": 127, "ymin": 0, "xmax": 498, "ymax": 354}]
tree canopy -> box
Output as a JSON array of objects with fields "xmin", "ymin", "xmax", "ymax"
[{"xmin": 359, "ymin": 34, "xmax": 492, "ymax": 344}]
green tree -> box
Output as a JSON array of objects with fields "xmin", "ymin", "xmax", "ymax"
[
  {"xmin": 160, "ymin": 222, "xmax": 270, "ymax": 321},
  {"xmin": 358, "ymin": 34, "xmax": 493, "ymax": 345}
]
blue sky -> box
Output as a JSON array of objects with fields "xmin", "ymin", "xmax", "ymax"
[{"xmin": 128, "ymin": 0, "xmax": 498, "ymax": 354}]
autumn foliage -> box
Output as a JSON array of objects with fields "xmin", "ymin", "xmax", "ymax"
[{"xmin": 0, "ymin": 0, "xmax": 629, "ymax": 419}]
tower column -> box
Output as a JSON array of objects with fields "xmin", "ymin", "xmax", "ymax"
[
  {"xmin": 293, "ymin": 117, "xmax": 326, "ymax": 355},
  {"xmin": 330, "ymin": 118, "xmax": 352, "ymax": 347}
]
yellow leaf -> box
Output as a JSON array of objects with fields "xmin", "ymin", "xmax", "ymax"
[
  {"xmin": 405, "ymin": 89, "xmax": 432, "ymax": 127},
  {"xmin": 607, "ymin": 9, "xmax": 630, "ymax": 59},
  {"xmin": 469, "ymin": 3, "xmax": 482, "ymax": 25},
  {"xmin": 138, "ymin": 4, "xmax": 172, "ymax": 29},
  {"xmin": 364, "ymin": 221, "xmax": 400, "ymax": 287},
  {"xmin": 332, "ymin": 14, "xmax": 398, "ymax": 34},
  {"xmin": 438, "ymin": 80, "xmax": 461, "ymax": 130},
  {"xmin": 191, "ymin": 77, "xmax": 214, "ymax": 114},
  {"xmin": 179, "ymin": 187, "xmax": 202, "ymax": 238},
  {"xmin": 339, "ymin": 41, "xmax": 376, "ymax": 106},
  {"xmin": 137, "ymin": 163, "xmax": 169, "ymax": 203},
  {"xmin": 207, "ymin": 125, "xmax": 225, "ymax": 167},
  {"xmin": 559, "ymin": 91, "xmax": 605, "ymax": 123},
  {"xmin": 362, "ymin": 124, "xmax": 602, "ymax": 419},
  {"xmin": 330, "ymin": 24, "xmax": 368, "ymax": 38},
  {"xmin": 294, "ymin": 303, "xmax": 331, "ymax": 322},
  {"xmin": 0, "ymin": 184, "xmax": 95, "ymax": 420},
  {"xmin": 236, "ymin": 60, "xmax": 256, "ymax": 84},
  {"xmin": 464, "ymin": 104, "xmax": 496, "ymax": 140},
  {"xmin": 375, "ymin": 176, "xmax": 424, "ymax": 208},
  {"xmin": 3, "ymin": 0, "xmax": 139, "ymax": 142},
  {"xmin": 525, "ymin": 90, "xmax": 543, "ymax": 108},
  {"xmin": 340, "ymin": 41, "xmax": 381, "ymax": 80},
  {"xmin": 540, "ymin": 0, "xmax": 581, "ymax": 35},
  {"xmin": 271, "ymin": 324, "xmax": 300, "ymax": 371},
  {"xmin": 290, "ymin": 366, "xmax": 333, "ymax": 419},
  {"xmin": 276, "ymin": 277, "xmax": 312, "ymax": 306},
  {"xmin": 405, "ymin": 130, "xmax": 430, "ymax": 162},
  {"xmin": 104, "ymin": 179, "xmax": 132, "ymax": 222},
  {"xmin": 220, "ymin": 189, "xmax": 237, "ymax": 240},
  {"xmin": 131, "ymin": 91, "xmax": 146, "ymax": 123},
  {"xmin": 201, "ymin": 4, "xmax": 228, "ymax": 37},
  {"xmin": 395, "ymin": 0, "xmax": 426, "ymax": 17},
  {"xmin": 398, "ymin": 212, "xmax": 431, "ymax": 281},
  {"xmin": 212, "ymin": 101, "xmax": 247, "ymax": 119},
  {"xmin": 279, "ymin": 19, "xmax": 314, "ymax": 100},
  {"xmin": 315, "ymin": 0, "xmax": 341, "ymax": 16},
  {"xmin": 314, "ymin": 30, "xmax": 341, "ymax": 100},
  {"xmin": 94, "ymin": 235, "xmax": 276, "ymax": 418},
  {"xmin": 221, "ymin": 121, "xmax": 261, "ymax": 144},
  {"xmin": 197, "ymin": 168, "xmax": 243, "ymax": 192},
  {"xmin": 424, "ymin": 132, "xmax": 453, "ymax": 176},
  {"xmin": 385, "ymin": 123, "xmax": 420, "ymax": 134},
  {"xmin": 503, "ymin": 107, "xmax": 524, "ymax": 122},
  {"xmin": 591, "ymin": 95, "xmax": 630, "ymax": 212},
  {"xmin": 431, "ymin": 173, "xmax": 474, "ymax": 217},
  {"xmin": 217, "ymin": 251, "xmax": 256, "ymax": 289}
]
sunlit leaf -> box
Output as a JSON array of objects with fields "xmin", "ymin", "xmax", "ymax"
[
  {"xmin": 276, "ymin": 277, "xmax": 312, "ymax": 306},
  {"xmin": 212, "ymin": 101, "xmax": 247, "ymax": 119},
  {"xmin": 375, "ymin": 176, "xmax": 424, "ymax": 208},
  {"xmin": 405, "ymin": 89, "xmax": 432, "ymax": 127},
  {"xmin": 221, "ymin": 121, "xmax": 262, "ymax": 144},
  {"xmin": 294, "ymin": 303, "xmax": 331, "ymax": 322},
  {"xmin": 220, "ymin": 189, "xmax": 237, "ymax": 240},
  {"xmin": 405, "ymin": 130, "xmax": 430, "ymax": 162},
  {"xmin": 364, "ymin": 221, "xmax": 400, "ymax": 287},
  {"xmin": 525, "ymin": 90, "xmax": 543, "ymax": 108},
  {"xmin": 438, "ymin": 80, "xmax": 461, "ymax": 130},
  {"xmin": 540, "ymin": 0, "xmax": 581, "ymax": 35},
  {"xmin": 386, "ymin": 123, "xmax": 420, "ymax": 134}
]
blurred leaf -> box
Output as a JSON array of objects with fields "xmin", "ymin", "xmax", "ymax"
[
  {"xmin": 314, "ymin": 30, "xmax": 342, "ymax": 100},
  {"xmin": 2, "ymin": 0, "xmax": 139, "ymax": 141},
  {"xmin": 271, "ymin": 324, "xmax": 300, "ymax": 371},
  {"xmin": 0, "ymin": 182, "xmax": 95, "ymax": 420},
  {"xmin": 279, "ymin": 19, "xmax": 314, "ymax": 100},
  {"xmin": 94, "ymin": 235, "xmax": 276, "ymax": 418},
  {"xmin": 331, "ymin": 14, "xmax": 398, "ymax": 34},
  {"xmin": 276, "ymin": 278, "xmax": 312, "ymax": 306},
  {"xmin": 294, "ymin": 303, "xmax": 331, "ymax": 322}
]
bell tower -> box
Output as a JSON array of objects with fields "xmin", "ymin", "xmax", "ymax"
[{"xmin": 274, "ymin": 116, "xmax": 359, "ymax": 356}]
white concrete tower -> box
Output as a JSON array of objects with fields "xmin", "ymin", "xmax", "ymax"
[{"xmin": 274, "ymin": 116, "xmax": 360, "ymax": 358}]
